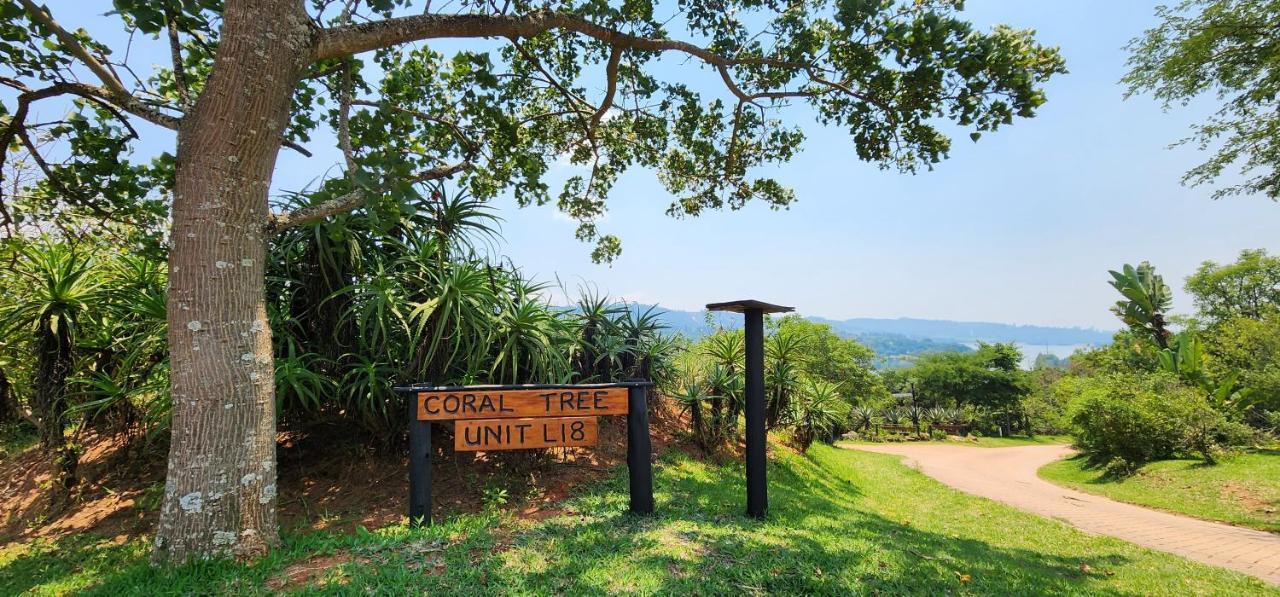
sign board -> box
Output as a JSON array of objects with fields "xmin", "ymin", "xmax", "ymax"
[
  {"xmin": 417, "ymin": 387, "xmax": 627, "ymax": 421},
  {"xmin": 455, "ymin": 416, "xmax": 598, "ymax": 451},
  {"xmin": 395, "ymin": 382, "xmax": 654, "ymax": 524}
]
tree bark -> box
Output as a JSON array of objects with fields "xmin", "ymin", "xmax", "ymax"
[
  {"xmin": 153, "ymin": 0, "xmax": 312, "ymax": 563},
  {"xmin": 33, "ymin": 312, "xmax": 76, "ymax": 510},
  {"xmin": 0, "ymin": 366, "xmax": 19, "ymax": 424}
]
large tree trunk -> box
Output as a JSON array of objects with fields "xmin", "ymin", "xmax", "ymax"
[{"xmin": 154, "ymin": 0, "xmax": 311, "ymax": 563}]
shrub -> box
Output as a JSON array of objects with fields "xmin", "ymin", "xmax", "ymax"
[
  {"xmin": 1068, "ymin": 372, "xmax": 1250, "ymax": 467},
  {"xmin": 788, "ymin": 380, "xmax": 851, "ymax": 451}
]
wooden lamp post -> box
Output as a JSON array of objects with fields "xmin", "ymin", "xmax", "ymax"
[{"xmin": 705, "ymin": 299, "xmax": 794, "ymax": 518}]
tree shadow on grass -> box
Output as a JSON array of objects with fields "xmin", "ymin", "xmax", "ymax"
[
  {"xmin": 6, "ymin": 446, "xmax": 1255, "ymax": 595},
  {"xmin": 467, "ymin": 450, "xmax": 1143, "ymax": 596}
]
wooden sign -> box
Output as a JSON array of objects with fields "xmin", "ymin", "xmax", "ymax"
[
  {"xmin": 397, "ymin": 381, "xmax": 654, "ymax": 525},
  {"xmin": 454, "ymin": 416, "xmax": 598, "ymax": 451},
  {"xmin": 417, "ymin": 387, "xmax": 627, "ymax": 421}
]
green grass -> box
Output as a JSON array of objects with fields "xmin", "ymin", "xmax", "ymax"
[
  {"xmin": 946, "ymin": 434, "xmax": 1072, "ymax": 448},
  {"xmin": 2, "ymin": 444, "xmax": 1273, "ymax": 595},
  {"xmin": 1039, "ymin": 451, "xmax": 1280, "ymax": 533}
]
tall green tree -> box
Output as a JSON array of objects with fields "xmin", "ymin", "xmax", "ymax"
[
  {"xmin": 2, "ymin": 0, "xmax": 1064, "ymax": 562},
  {"xmin": 910, "ymin": 343, "xmax": 1028, "ymax": 411},
  {"xmin": 1185, "ymin": 248, "xmax": 1280, "ymax": 323},
  {"xmin": 1125, "ymin": 0, "xmax": 1280, "ymax": 199}
]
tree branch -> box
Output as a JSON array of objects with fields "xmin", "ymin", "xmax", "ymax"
[
  {"xmin": 165, "ymin": 7, "xmax": 190, "ymax": 105},
  {"xmin": 589, "ymin": 46, "xmax": 623, "ymax": 131},
  {"xmin": 268, "ymin": 161, "xmax": 470, "ymax": 232},
  {"xmin": 314, "ymin": 11, "xmax": 805, "ymax": 71},
  {"xmin": 18, "ymin": 0, "xmax": 130, "ymax": 98},
  {"xmin": 268, "ymin": 189, "xmax": 365, "ymax": 231}
]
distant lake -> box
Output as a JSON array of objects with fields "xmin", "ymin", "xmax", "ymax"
[{"xmin": 964, "ymin": 342, "xmax": 1098, "ymax": 369}]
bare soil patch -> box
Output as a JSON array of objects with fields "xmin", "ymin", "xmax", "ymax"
[{"xmin": 1, "ymin": 397, "xmax": 686, "ymax": 546}]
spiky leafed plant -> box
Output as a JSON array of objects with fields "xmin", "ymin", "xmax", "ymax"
[
  {"xmin": 72, "ymin": 254, "xmax": 170, "ymax": 437},
  {"xmin": 704, "ymin": 363, "xmax": 741, "ymax": 444},
  {"xmin": 617, "ymin": 303, "xmax": 668, "ymax": 380},
  {"xmin": 850, "ymin": 406, "xmax": 878, "ymax": 433},
  {"xmin": 704, "ymin": 331, "xmax": 745, "ymax": 374},
  {"xmin": 765, "ymin": 328, "xmax": 806, "ymax": 429},
  {"xmin": 1108, "ymin": 262, "xmax": 1174, "ymax": 349},
  {"xmin": 629, "ymin": 333, "xmax": 680, "ymax": 387},
  {"xmin": 670, "ymin": 374, "xmax": 713, "ymax": 451},
  {"xmin": 572, "ymin": 288, "xmax": 624, "ymax": 381},
  {"xmin": 0, "ymin": 242, "xmax": 101, "ymax": 509},
  {"xmin": 490, "ymin": 276, "xmax": 573, "ymax": 385},
  {"xmin": 407, "ymin": 261, "xmax": 498, "ymax": 384},
  {"xmin": 789, "ymin": 380, "xmax": 851, "ymax": 451},
  {"xmin": 905, "ymin": 405, "xmax": 927, "ymax": 437},
  {"xmin": 881, "ymin": 407, "xmax": 903, "ymax": 425}
]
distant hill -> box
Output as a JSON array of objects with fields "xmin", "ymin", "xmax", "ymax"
[
  {"xmin": 621, "ymin": 304, "xmax": 1113, "ymax": 366},
  {"xmin": 807, "ymin": 316, "xmax": 1114, "ymax": 346}
]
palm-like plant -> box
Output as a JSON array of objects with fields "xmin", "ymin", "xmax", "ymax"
[
  {"xmin": 571, "ymin": 288, "xmax": 624, "ymax": 381},
  {"xmin": 1109, "ymin": 262, "xmax": 1174, "ymax": 349},
  {"xmin": 765, "ymin": 328, "xmax": 806, "ymax": 429},
  {"xmin": 617, "ymin": 303, "xmax": 668, "ymax": 380},
  {"xmin": 850, "ymin": 405, "xmax": 878, "ymax": 433},
  {"xmin": 788, "ymin": 380, "xmax": 851, "ymax": 451},
  {"xmin": 905, "ymin": 405, "xmax": 927, "ymax": 437},
  {"xmin": 489, "ymin": 277, "xmax": 572, "ymax": 385},
  {"xmin": 881, "ymin": 407, "xmax": 904, "ymax": 426},
  {"xmin": 670, "ymin": 375, "xmax": 713, "ymax": 451},
  {"xmin": 0, "ymin": 242, "xmax": 102, "ymax": 508},
  {"xmin": 703, "ymin": 331, "xmax": 745, "ymax": 374},
  {"xmin": 73, "ymin": 254, "xmax": 169, "ymax": 436}
]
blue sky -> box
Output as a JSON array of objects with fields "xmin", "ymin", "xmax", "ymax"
[{"xmin": 42, "ymin": 1, "xmax": 1280, "ymax": 330}]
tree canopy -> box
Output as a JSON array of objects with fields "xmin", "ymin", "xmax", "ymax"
[
  {"xmin": 1185, "ymin": 248, "xmax": 1280, "ymax": 323},
  {"xmin": 909, "ymin": 342, "xmax": 1028, "ymax": 409},
  {"xmin": 1125, "ymin": 0, "xmax": 1280, "ymax": 200},
  {"xmin": 3, "ymin": 0, "xmax": 1065, "ymax": 259}
]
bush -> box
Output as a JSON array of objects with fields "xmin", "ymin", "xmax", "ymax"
[{"xmin": 1068, "ymin": 372, "xmax": 1251, "ymax": 467}]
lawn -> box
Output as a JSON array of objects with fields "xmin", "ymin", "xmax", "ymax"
[
  {"xmin": 1039, "ymin": 450, "xmax": 1280, "ymax": 533},
  {"xmin": 945, "ymin": 434, "xmax": 1072, "ymax": 448},
  {"xmin": 2, "ymin": 443, "xmax": 1273, "ymax": 595}
]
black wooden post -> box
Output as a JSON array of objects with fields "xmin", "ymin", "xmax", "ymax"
[
  {"xmin": 626, "ymin": 382, "xmax": 654, "ymax": 515},
  {"xmin": 408, "ymin": 395, "xmax": 432, "ymax": 526},
  {"xmin": 706, "ymin": 300, "xmax": 794, "ymax": 520},
  {"xmin": 743, "ymin": 308, "xmax": 767, "ymax": 518}
]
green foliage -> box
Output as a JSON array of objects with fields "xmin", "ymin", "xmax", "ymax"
[
  {"xmin": 1125, "ymin": 0, "xmax": 1280, "ymax": 199},
  {"xmin": 1067, "ymin": 372, "xmax": 1255, "ymax": 469},
  {"xmin": 1203, "ymin": 313, "xmax": 1280, "ymax": 420},
  {"xmin": 1108, "ymin": 262, "xmax": 1174, "ymax": 349},
  {"xmin": 786, "ymin": 379, "xmax": 850, "ymax": 451},
  {"xmin": 0, "ymin": 195, "xmax": 679, "ymax": 445},
  {"xmin": 1185, "ymin": 249, "xmax": 1280, "ymax": 323},
  {"xmin": 1023, "ymin": 367, "xmax": 1073, "ymax": 435},
  {"xmin": 2, "ymin": 1, "xmax": 1065, "ymax": 260},
  {"xmin": 908, "ymin": 343, "xmax": 1029, "ymax": 411},
  {"xmin": 668, "ymin": 315, "xmax": 880, "ymax": 450}
]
